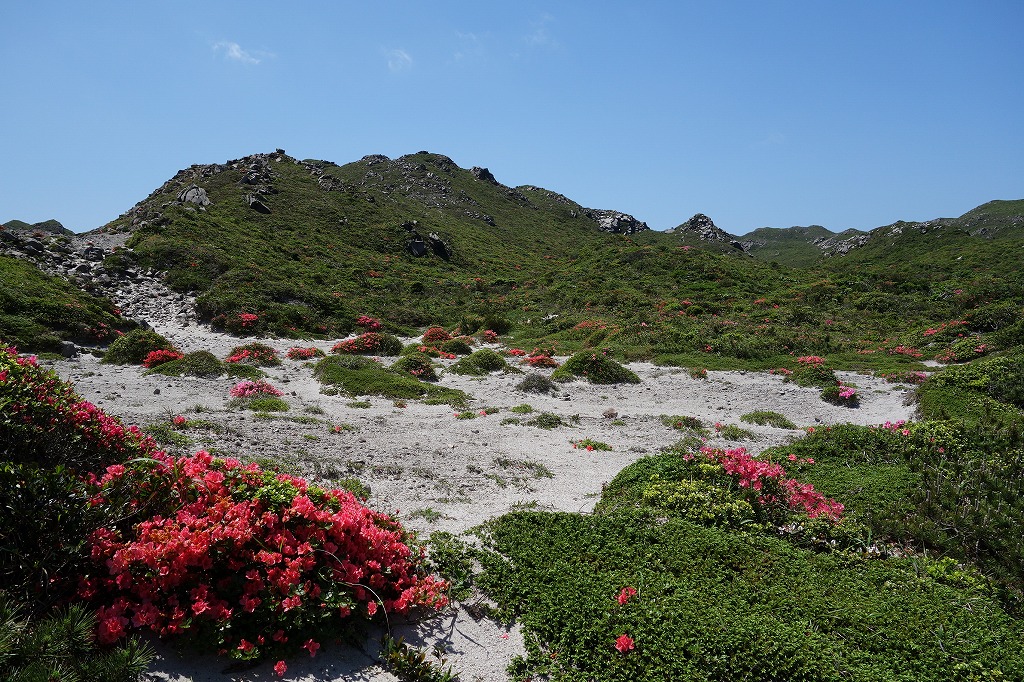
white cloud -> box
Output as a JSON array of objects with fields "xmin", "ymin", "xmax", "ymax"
[
  {"xmin": 213, "ymin": 41, "xmax": 264, "ymax": 65},
  {"xmin": 386, "ymin": 48, "xmax": 413, "ymax": 72},
  {"xmin": 453, "ymin": 31, "xmax": 482, "ymax": 61},
  {"xmin": 525, "ymin": 13, "xmax": 558, "ymax": 48}
]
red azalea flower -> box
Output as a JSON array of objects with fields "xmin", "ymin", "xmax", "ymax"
[
  {"xmin": 615, "ymin": 634, "xmax": 635, "ymax": 653},
  {"xmin": 273, "ymin": 660, "xmax": 287, "ymax": 677}
]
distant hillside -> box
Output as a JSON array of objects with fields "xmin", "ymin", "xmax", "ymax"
[
  {"xmin": 739, "ymin": 225, "xmax": 867, "ymax": 267},
  {"xmin": 1, "ymin": 219, "xmax": 73, "ymax": 236}
]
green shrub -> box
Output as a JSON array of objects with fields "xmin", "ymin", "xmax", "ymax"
[
  {"xmin": 740, "ymin": 411, "xmax": 797, "ymax": 429},
  {"xmin": 101, "ymin": 328, "xmax": 175, "ymax": 365},
  {"xmin": 145, "ymin": 350, "xmax": 225, "ymax": 378},
  {"xmin": 527, "ymin": 413, "xmax": 564, "ymax": 429},
  {"xmin": 659, "ymin": 413, "xmax": 708, "ymax": 430},
  {"xmin": 247, "ymin": 396, "xmax": 290, "ymax": 412},
  {"xmin": 552, "ymin": 350, "xmax": 640, "ymax": 384},
  {"xmin": 332, "ymin": 332, "xmax": 404, "ymax": 356},
  {"xmin": 225, "ymin": 363, "xmax": 267, "ymax": 380},
  {"xmin": 439, "ymin": 338, "xmax": 474, "ymax": 355},
  {"xmin": 391, "ymin": 353, "xmax": 439, "ymax": 381},
  {"xmin": 314, "ymin": 356, "xmax": 469, "ymax": 407},
  {"xmin": 448, "ymin": 349, "xmax": 510, "ymax": 376},
  {"xmin": 0, "ymin": 464, "xmax": 108, "ymax": 610},
  {"xmin": 516, "ymin": 373, "xmax": 556, "ymax": 394}
]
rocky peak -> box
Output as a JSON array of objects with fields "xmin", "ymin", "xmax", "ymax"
[{"xmin": 672, "ymin": 213, "xmax": 731, "ymax": 242}]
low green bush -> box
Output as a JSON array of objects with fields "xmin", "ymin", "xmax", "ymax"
[
  {"xmin": 448, "ymin": 349, "xmax": 510, "ymax": 376},
  {"xmin": 314, "ymin": 356, "xmax": 469, "ymax": 407},
  {"xmin": 440, "ymin": 338, "xmax": 474, "ymax": 355},
  {"xmin": 101, "ymin": 328, "xmax": 175, "ymax": 365},
  {"xmin": 391, "ymin": 353, "xmax": 438, "ymax": 381},
  {"xmin": 552, "ymin": 351, "xmax": 639, "ymax": 384}
]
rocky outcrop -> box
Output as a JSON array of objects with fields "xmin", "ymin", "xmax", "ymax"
[
  {"xmin": 670, "ymin": 213, "xmax": 731, "ymax": 242},
  {"xmin": 0, "ymin": 230, "xmax": 197, "ymax": 333},
  {"xmin": 583, "ymin": 209, "xmax": 650, "ymax": 235}
]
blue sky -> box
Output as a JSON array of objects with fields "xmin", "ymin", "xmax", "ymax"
[{"xmin": 2, "ymin": 1, "xmax": 1022, "ymax": 234}]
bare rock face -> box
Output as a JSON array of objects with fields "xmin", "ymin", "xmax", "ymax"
[
  {"xmin": 177, "ymin": 185, "xmax": 211, "ymax": 206},
  {"xmin": 584, "ymin": 209, "xmax": 650, "ymax": 235},
  {"xmin": 471, "ymin": 166, "xmax": 500, "ymax": 185}
]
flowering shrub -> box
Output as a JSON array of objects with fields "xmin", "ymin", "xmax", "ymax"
[
  {"xmin": 285, "ymin": 346, "xmax": 325, "ymax": 361},
  {"xmin": 631, "ymin": 446, "xmax": 844, "ymax": 529},
  {"xmin": 391, "ymin": 353, "xmax": 438, "ymax": 381},
  {"xmin": 355, "ymin": 315, "xmax": 382, "ymax": 331},
  {"xmin": 331, "ymin": 333, "xmax": 403, "ymax": 356},
  {"xmin": 229, "ymin": 379, "xmax": 284, "ymax": 399},
  {"xmin": 79, "ymin": 451, "xmax": 448, "ymax": 662},
  {"xmin": 785, "ymin": 357, "xmax": 839, "ymax": 388},
  {"xmin": 142, "ymin": 349, "xmax": 184, "ymax": 368},
  {"xmin": 689, "ymin": 367, "xmax": 708, "ymax": 380},
  {"xmin": 421, "ymin": 327, "xmax": 451, "ymax": 344},
  {"xmin": 0, "ymin": 346, "xmax": 160, "ymax": 472},
  {"xmin": 821, "ymin": 382, "xmax": 859, "ymax": 407},
  {"xmin": 523, "ymin": 353, "xmax": 559, "ymax": 369},
  {"xmin": 886, "ymin": 345, "xmax": 923, "ymax": 359},
  {"xmin": 482, "ymin": 329, "xmax": 499, "ymax": 342},
  {"xmin": 225, "ymin": 343, "xmax": 280, "ymax": 366},
  {"xmin": 505, "ymin": 348, "xmax": 527, "ymax": 357}
]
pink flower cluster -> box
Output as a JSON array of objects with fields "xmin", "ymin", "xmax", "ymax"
[
  {"xmin": 702, "ymin": 446, "xmax": 844, "ymax": 521},
  {"xmin": 285, "ymin": 347, "xmax": 324, "ymax": 360},
  {"xmin": 230, "ymin": 380, "xmax": 283, "ymax": 399},
  {"xmin": 142, "ymin": 349, "xmax": 184, "ymax": 368},
  {"xmin": 355, "ymin": 315, "xmax": 382, "ymax": 331},
  {"xmin": 238, "ymin": 313, "xmax": 259, "ymax": 328},
  {"xmin": 524, "ymin": 353, "xmax": 558, "ymax": 368},
  {"xmin": 796, "ymin": 356, "xmax": 825, "ymax": 365},
  {"xmin": 421, "ymin": 326, "xmax": 451, "ymax": 343}
]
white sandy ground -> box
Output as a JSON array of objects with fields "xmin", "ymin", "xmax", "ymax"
[{"xmin": 49, "ymin": 319, "xmax": 918, "ymax": 682}]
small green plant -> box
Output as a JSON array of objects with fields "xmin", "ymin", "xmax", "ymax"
[
  {"xmin": 715, "ymin": 423, "xmax": 757, "ymax": 441},
  {"xmin": 439, "ymin": 338, "xmax": 474, "ymax": 355},
  {"xmin": 527, "ymin": 412, "xmax": 564, "ymax": 429},
  {"xmin": 495, "ymin": 457, "xmax": 554, "ymax": 478},
  {"xmin": 379, "ymin": 634, "xmax": 457, "ymax": 682},
  {"xmin": 409, "ymin": 507, "xmax": 446, "ymax": 523},
  {"xmin": 510, "ymin": 403, "xmax": 535, "ymax": 414},
  {"xmin": 246, "ymin": 396, "xmax": 290, "ymax": 412},
  {"xmin": 348, "ymin": 400, "xmax": 372, "ymax": 409},
  {"xmin": 570, "ymin": 438, "xmax": 613, "ymax": 451},
  {"xmin": 689, "ymin": 366, "xmax": 709, "ymax": 380},
  {"xmin": 661, "ymin": 415, "xmax": 707, "ymax": 433},
  {"xmin": 391, "ymin": 353, "xmax": 438, "ymax": 381},
  {"xmin": 552, "ymin": 350, "xmax": 640, "ymax": 384},
  {"xmin": 740, "ymin": 410, "xmax": 797, "ymax": 429}
]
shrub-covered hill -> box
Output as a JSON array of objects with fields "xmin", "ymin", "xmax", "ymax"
[
  {"xmin": 95, "ymin": 150, "xmax": 661, "ymax": 338},
  {"xmin": 0, "ymin": 253, "xmax": 135, "ymax": 352},
  {"xmin": 42, "ymin": 149, "xmax": 1015, "ymax": 369}
]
